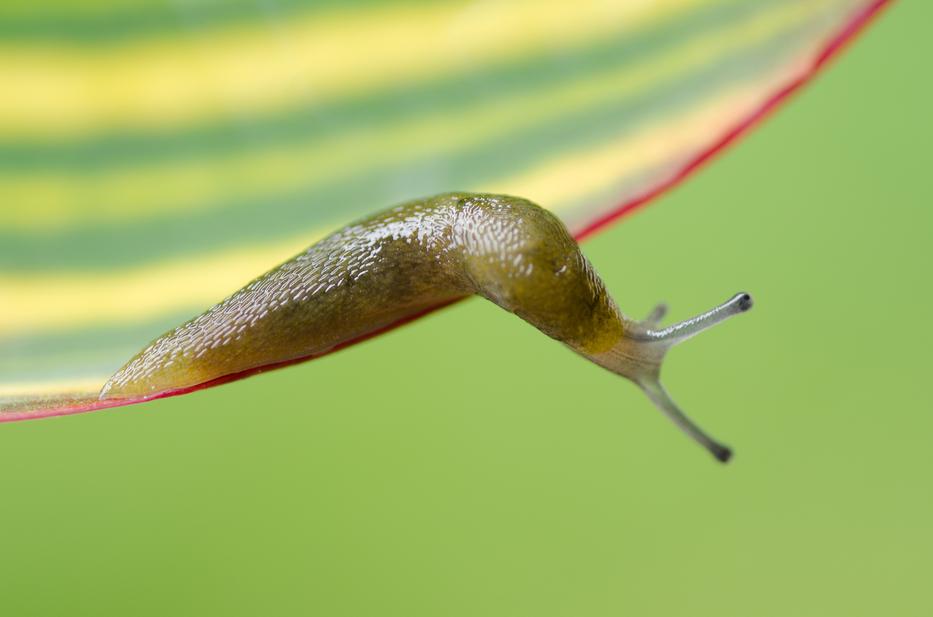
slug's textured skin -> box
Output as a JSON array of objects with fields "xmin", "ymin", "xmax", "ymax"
[
  {"xmin": 102, "ymin": 193, "xmax": 620, "ymax": 399},
  {"xmin": 101, "ymin": 192, "xmax": 751, "ymax": 461}
]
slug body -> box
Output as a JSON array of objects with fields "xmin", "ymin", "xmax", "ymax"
[{"xmin": 102, "ymin": 193, "xmax": 751, "ymax": 461}]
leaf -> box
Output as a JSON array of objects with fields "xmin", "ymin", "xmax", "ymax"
[{"xmin": 0, "ymin": 0, "xmax": 891, "ymax": 421}]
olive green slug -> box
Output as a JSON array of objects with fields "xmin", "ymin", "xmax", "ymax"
[{"xmin": 100, "ymin": 193, "xmax": 752, "ymax": 462}]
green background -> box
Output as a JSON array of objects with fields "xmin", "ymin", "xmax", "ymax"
[{"xmin": 1, "ymin": 3, "xmax": 929, "ymax": 615}]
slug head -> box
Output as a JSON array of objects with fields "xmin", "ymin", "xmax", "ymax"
[{"xmin": 586, "ymin": 292, "xmax": 753, "ymax": 463}]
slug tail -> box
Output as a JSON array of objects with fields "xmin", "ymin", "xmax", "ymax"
[{"xmin": 591, "ymin": 293, "xmax": 752, "ymax": 463}]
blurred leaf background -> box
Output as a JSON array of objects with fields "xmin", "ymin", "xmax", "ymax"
[
  {"xmin": 0, "ymin": 0, "xmax": 886, "ymax": 415},
  {"xmin": 2, "ymin": 1, "xmax": 931, "ymax": 616}
]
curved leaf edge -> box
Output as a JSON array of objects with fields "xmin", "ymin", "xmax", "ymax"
[{"xmin": 0, "ymin": 0, "xmax": 893, "ymax": 423}]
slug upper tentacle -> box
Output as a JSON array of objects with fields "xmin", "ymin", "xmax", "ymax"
[{"xmin": 101, "ymin": 192, "xmax": 751, "ymax": 462}]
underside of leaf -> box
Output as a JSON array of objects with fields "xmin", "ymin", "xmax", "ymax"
[{"xmin": 0, "ymin": 0, "xmax": 892, "ymax": 421}]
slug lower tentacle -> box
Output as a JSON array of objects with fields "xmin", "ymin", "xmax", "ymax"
[{"xmin": 101, "ymin": 193, "xmax": 751, "ymax": 462}]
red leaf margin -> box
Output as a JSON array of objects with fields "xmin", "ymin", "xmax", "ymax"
[{"xmin": 0, "ymin": 0, "xmax": 893, "ymax": 423}]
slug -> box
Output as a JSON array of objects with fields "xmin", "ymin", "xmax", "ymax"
[{"xmin": 100, "ymin": 193, "xmax": 751, "ymax": 462}]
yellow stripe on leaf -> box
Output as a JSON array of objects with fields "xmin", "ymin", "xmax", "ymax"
[
  {"xmin": 0, "ymin": 0, "xmax": 705, "ymax": 139},
  {"xmin": 2, "ymin": 0, "xmax": 826, "ymax": 232}
]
